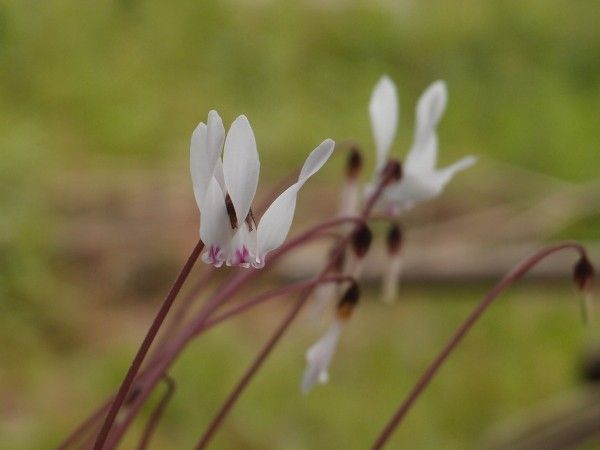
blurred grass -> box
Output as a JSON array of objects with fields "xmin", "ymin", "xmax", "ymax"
[
  {"xmin": 2, "ymin": 285, "xmax": 597, "ymax": 449},
  {"xmin": 0, "ymin": 0, "xmax": 599, "ymax": 448}
]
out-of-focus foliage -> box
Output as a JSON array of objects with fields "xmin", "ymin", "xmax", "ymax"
[{"xmin": 0, "ymin": 0, "xmax": 598, "ymax": 448}]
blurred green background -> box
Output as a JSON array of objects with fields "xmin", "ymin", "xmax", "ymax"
[{"xmin": 1, "ymin": 0, "xmax": 599, "ymax": 449}]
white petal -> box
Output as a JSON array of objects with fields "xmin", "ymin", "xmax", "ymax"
[
  {"xmin": 298, "ymin": 139, "xmax": 335, "ymax": 184},
  {"xmin": 199, "ymin": 178, "xmax": 231, "ymax": 267},
  {"xmin": 415, "ymin": 80, "xmax": 447, "ymax": 144},
  {"xmin": 301, "ymin": 320, "xmax": 342, "ymax": 394},
  {"xmin": 255, "ymin": 183, "xmax": 300, "ymax": 267},
  {"xmin": 226, "ymin": 224, "xmax": 257, "ymax": 268},
  {"xmin": 190, "ymin": 111, "xmax": 225, "ymax": 210},
  {"xmin": 255, "ymin": 140, "xmax": 334, "ymax": 265},
  {"xmin": 405, "ymin": 81, "xmax": 447, "ymax": 174},
  {"xmin": 404, "ymin": 132, "xmax": 438, "ymax": 175},
  {"xmin": 369, "ymin": 76, "xmax": 398, "ymax": 171},
  {"xmin": 432, "ymin": 155, "xmax": 476, "ymax": 189},
  {"xmin": 223, "ymin": 115, "xmax": 260, "ymax": 223}
]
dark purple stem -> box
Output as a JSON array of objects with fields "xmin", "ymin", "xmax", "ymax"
[
  {"xmin": 97, "ymin": 217, "xmax": 362, "ymax": 449},
  {"xmin": 370, "ymin": 242, "xmax": 588, "ymax": 450},
  {"xmin": 92, "ymin": 239, "xmax": 204, "ymax": 450}
]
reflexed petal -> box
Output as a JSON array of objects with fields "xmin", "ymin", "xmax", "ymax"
[
  {"xmin": 405, "ymin": 132, "xmax": 438, "ymax": 175},
  {"xmin": 223, "ymin": 115, "xmax": 260, "ymax": 223},
  {"xmin": 255, "ymin": 140, "xmax": 334, "ymax": 265},
  {"xmin": 432, "ymin": 155, "xmax": 476, "ymax": 189},
  {"xmin": 369, "ymin": 76, "xmax": 398, "ymax": 171},
  {"xmin": 207, "ymin": 110, "xmax": 225, "ymax": 162},
  {"xmin": 255, "ymin": 183, "xmax": 300, "ymax": 267},
  {"xmin": 199, "ymin": 178, "xmax": 231, "ymax": 267},
  {"xmin": 405, "ymin": 81, "xmax": 447, "ymax": 174},
  {"xmin": 415, "ymin": 80, "xmax": 447, "ymax": 144},
  {"xmin": 190, "ymin": 111, "xmax": 225, "ymax": 210},
  {"xmin": 298, "ymin": 139, "xmax": 335, "ymax": 184},
  {"xmin": 301, "ymin": 320, "xmax": 342, "ymax": 394}
]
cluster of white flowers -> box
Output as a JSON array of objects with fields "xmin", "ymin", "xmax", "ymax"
[
  {"xmin": 189, "ymin": 75, "xmax": 476, "ymax": 393},
  {"xmin": 366, "ymin": 76, "xmax": 476, "ymax": 214}
]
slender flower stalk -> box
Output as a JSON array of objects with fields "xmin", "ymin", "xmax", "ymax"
[
  {"xmin": 371, "ymin": 242, "xmax": 592, "ymax": 450},
  {"xmin": 194, "ymin": 162, "xmax": 398, "ymax": 449},
  {"xmin": 91, "ymin": 217, "xmax": 364, "ymax": 449},
  {"xmin": 92, "ymin": 240, "xmax": 204, "ymax": 450},
  {"xmin": 382, "ymin": 223, "xmax": 404, "ymax": 303}
]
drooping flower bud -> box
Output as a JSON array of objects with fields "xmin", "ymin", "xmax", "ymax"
[
  {"xmin": 336, "ymin": 282, "xmax": 360, "ymax": 320},
  {"xmin": 382, "ymin": 223, "xmax": 405, "ymax": 304},
  {"xmin": 573, "ymin": 255, "xmax": 595, "ymax": 324},
  {"xmin": 351, "ymin": 224, "xmax": 373, "ymax": 259},
  {"xmin": 382, "ymin": 159, "xmax": 402, "ymax": 183},
  {"xmin": 346, "ymin": 146, "xmax": 363, "ymax": 180},
  {"xmin": 574, "ymin": 255, "xmax": 594, "ymax": 291},
  {"xmin": 338, "ymin": 147, "xmax": 363, "ymax": 217},
  {"xmin": 386, "ymin": 223, "xmax": 403, "ymax": 254}
]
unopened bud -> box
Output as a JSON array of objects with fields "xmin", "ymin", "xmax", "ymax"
[
  {"xmin": 336, "ymin": 282, "xmax": 360, "ymax": 320},
  {"xmin": 386, "ymin": 223, "xmax": 403, "ymax": 254},
  {"xmin": 351, "ymin": 225, "xmax": 372, "ymax": 258},
  {"xmin": 346, "ymin": 146, "xmax": 363, "ymax": 179},
  {"xmin": 382, "ymin": 159, "xmax": 402, "ymax": 182},
  {"xmin": 574, "ymin": 255, "xmax": 594, "ymax": 291}
]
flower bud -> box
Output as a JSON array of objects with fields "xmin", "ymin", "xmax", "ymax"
[
  {"xmin": 386, "ymin": 223, "xmax": 403, "ymax": 254},
  {"xmin": 574, "ymin": 255, "xmax": 594, "ymax": 291},
  {"xmin": 336, "ymin": 282, "xmax": 360, "ymax": 320},
  {"xmin": 346, "ymin": 146, "xmax": 363, "ymax": 179},
  {"xmin": 351, "ymin": 224, "xmax": 372, "ymax": 258},
  {"xmin": 382, "ymin": 159, "xmax": 402, "ymax": 182}
]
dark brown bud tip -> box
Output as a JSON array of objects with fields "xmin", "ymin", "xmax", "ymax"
[
  {"xmin": 351, "ymin": 224, "xmax": 373, "ymax": 258},
  {"xmin": 382, "ymin": 159, "xmax": 402, "ymax": 182},
  {"xmin": 337, "ymin": 281, "xmax": 360, "ymax": 320},
  {"xmin": 346, "ymin": 146, "xmax": 363, "ymax": 179},
  {"xmin": 574, "ymin": 255, "xmax": 594, "ymax": 291},
  {"xmin": 387, "ymin": 223, "xmax": 404, "ymax": 254}
]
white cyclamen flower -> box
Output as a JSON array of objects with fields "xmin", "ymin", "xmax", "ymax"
[
  {"xmin": 191, "ymin": 110, "xmax": 335, "ymax": 268},
  {"xmin": 367, "ymin": 76, "xmax": 476, "ymax": 214},
  {"xmin": 301, "ymin": 319, "xmax": 343, "ymax": 394}
]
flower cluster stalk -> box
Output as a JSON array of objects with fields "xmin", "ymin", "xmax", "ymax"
[
  {"xmin": 370, "ymin": 242, "xmax": 589, "ymax": 450},
  {"xmin": 92, "ymin": 239, "xmax": 204, "ymax": 450}
]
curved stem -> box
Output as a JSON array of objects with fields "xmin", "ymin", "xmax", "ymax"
[
  {"xmin": 138, "ymin": 376, "xmax": 175, "ymax": 450},
  {"xmin": 95, "ymin": 219, "xmax": 360, "ymax": 449},
  {"xmin": 93, "ymin": 239, "xmax": 204, "ymax": 450},
  {"xmin": 370, "ymin": 242, "xmax": 587, "ymax": 450},
  {"xmin": 195, "ymin": 168, "xmax": 395, "ymax": 449},
  {"xmin": 202, "ymin": 275, "xmax": 355, "ymax": 332}
]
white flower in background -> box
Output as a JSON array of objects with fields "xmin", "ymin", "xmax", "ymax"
[
  {"xmin": 301, "ymin": 283, "xmax": 359, "ymax": 393},
  {"xmin": 190, "ymin": 111, "xmax": 335, "ymax": 268},
  {"xmin": 367, "ymin": 76, "xmax": 476, "ymax": 214},
  {"xmin": 301, "ymin": 319, "xmax": 342, "ymax": 393}
]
